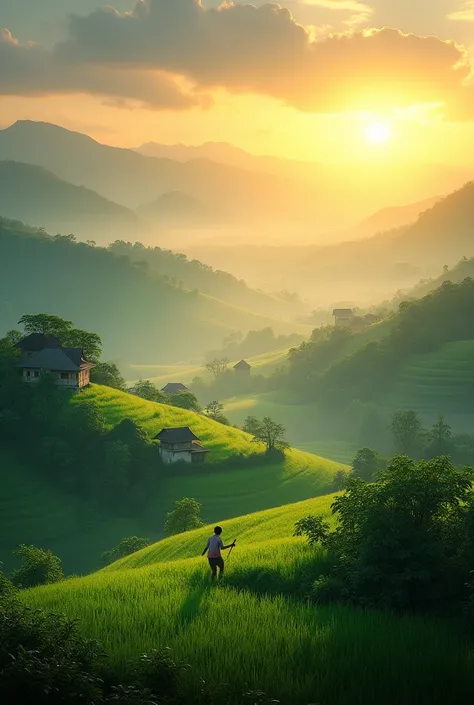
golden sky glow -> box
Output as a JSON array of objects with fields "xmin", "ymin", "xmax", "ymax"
[{"xmin": 2, "ymin": 0, "xmax": 474, "ymax": 166}]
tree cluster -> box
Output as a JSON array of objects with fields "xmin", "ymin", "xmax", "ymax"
[{"xmin": 295, "ymin": 455, "xmax": 474, "ymax": 613}]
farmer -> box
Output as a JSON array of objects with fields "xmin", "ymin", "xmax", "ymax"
[{"xmin": 201, "ymin": 526, "xmax": 236, "ymax": 581}]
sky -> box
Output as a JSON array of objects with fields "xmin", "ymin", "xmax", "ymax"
[{"xmin": 2, "ymin": 0, "xmax": 474, "ymax": 163}]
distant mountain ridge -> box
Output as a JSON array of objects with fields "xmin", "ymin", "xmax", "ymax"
[
  {"xmin": 0, "ymin": 161, "xmax": 137, "ymax": 239},
  {"xmin": 0, "ymin": 121, "xmax": 315, "ymax": 226}
]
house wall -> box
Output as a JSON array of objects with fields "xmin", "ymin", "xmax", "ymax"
[
  {"xmin": 160, "ymin": 447, "xmax": 193, "ymax": 464},
  {"xmin": 22, "ymin": 369, "xmax": 80, "ymax": 391},
  {"xmin": 78, "ymin": 369, "xmax": 91, "ymax": 389}
]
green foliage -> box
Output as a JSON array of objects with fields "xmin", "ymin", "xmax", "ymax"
[
  {"xmin": 17, "ymin": 313, "xmax": 102, "ymax": 360},
  {"xmin": 204, "ymin": 400, "xmax": 230, "ymax": 425},
  {"xmin": 129, "ymin": 379, "xmax": 168, "ymax": 403},
  {"xmin": 91, "ymin": 362, "xmax": 127, "ymax": 391},
  {"xmin": 101, "ymin": 536, "xmax": 152, "ymax": 567},
  {"xmin": 11, "ymin": 545, "xmax": 64, "ymax": 589},
  {"xmin": 351, "ymin": 447, "xmax": 386, "ymax": 482},
  {"xmin": 294, "ymin": 515, "xmax": 330, "ymax": 546},
  {"xmin": 169, "ymin": 390, "xmax": 201, "ymax": 412},
  {"xmin": 164, "ymin": 498, "xmax": 204, "ymax": 536},
  {"xmin": 243, "ymin": 416, "xmax": 290, "ymax": 452},
  {"xmin": 390, "ymin": 410, "xmax": 425, "ymax": 457},
  {"xmin": 299, "ymin": 455, "xmax": 474, "ymax": 611},
  {"xmin": 331, "ymin": 469, "xmax": 349, "ymax": 491}
]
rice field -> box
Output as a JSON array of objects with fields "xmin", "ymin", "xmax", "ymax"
[
  {"xmin": 381, "ymin": 340, "xmax": 474, "ymax": 430},
  {"xmin": 24, "ymin": 512, "xmax": 474, "ymax": 705}
]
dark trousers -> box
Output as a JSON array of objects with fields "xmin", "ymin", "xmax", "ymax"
[{"xmin": 208, "ymin": 556, "xmax": 224, "ymax": 579}]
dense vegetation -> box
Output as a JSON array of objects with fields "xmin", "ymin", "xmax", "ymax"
[{"xmin": 286, "ymin": 278, "xmax": 474, "ymax": 410}]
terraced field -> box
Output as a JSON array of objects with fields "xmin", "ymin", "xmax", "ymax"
[
  {"xmin": 382, "ymin": 340, "xmax": 474, "ymax": 429},
  {"xmin": 24, "ymin": 495, "xmax": 474, "ymax": 705}
]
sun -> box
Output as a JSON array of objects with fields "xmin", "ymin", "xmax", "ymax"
[{"xmin": 364, "ymin": 121, "xmax": 392, "ymax": 144}]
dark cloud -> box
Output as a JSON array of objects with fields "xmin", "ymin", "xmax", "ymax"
[{"xmin": 1, "ymin": 0, "xmax": 474, "ymax": 117}]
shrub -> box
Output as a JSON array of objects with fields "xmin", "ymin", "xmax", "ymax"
[{"xmin": 11, "ymin": 545, "xmax": 64, "ymax": 589}]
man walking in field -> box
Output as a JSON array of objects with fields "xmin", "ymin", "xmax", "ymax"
[{"xmin": 202, "ymin": 526, "xmax": 235, "ymax": 581}]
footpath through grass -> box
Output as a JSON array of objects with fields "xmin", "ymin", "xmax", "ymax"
[{"xmin": 25, "ymin": 520, "xmax": 474, "ymax": 705}]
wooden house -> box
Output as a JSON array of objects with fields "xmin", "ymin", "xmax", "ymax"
[
  {"xmin": 16, "ymin": 334, "xmax": 95, "ymax": 392},
  {"xmin": 161, "ymin": 382, "xmax": 189, "ymax": 395},
  {"xmin": 233, "ymin": 359, "xmax": 251, "ymax": 376},
  {"xmin": 332, "ymin": 308, "xmax": 354, "ymax": 328},
  {"xmin": 155, "ymin": 427, "xmax": 209, "ymax": 464}
]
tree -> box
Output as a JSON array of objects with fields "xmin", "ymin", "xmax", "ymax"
[
  {"xmin": 91, "ymin": 361, "xmax": 127, "ymax": 391},
  {"xmin": 169, "ymin": 390, "xmax": 201, "ymax": 413},
  {"xmin": 101, "ymin": 536, "xmax": 151, "ymax": 566},
  {"xmin": 164, "ymin": 498, "xmax": 204, "ymax": 536},
  {"xmin": 204, "ymin": 357, "xmax": 229, "ymax": 379},
  {"xmin": 18, "ymin": 314, "xmax": 73, "ymax": 337},
  {"xmin": 426, "ymin": 416, "xmax": 454, "ymax": 458},
  {"xmin": 331, "ymin": 469, "xmax": 349, "ymax": 491},
  {"xmin": 297, "ymin": 455, "xmax": 474, "ymax": 611},
  {"xmin": 11, "ymin": 545, "xmax": 64, "ymax": 589},
  {"xmin": 390, "ymin": 410, "xmax": 425, "ymax": 457},
  {"xmin": 244, "ymin": 416, "xmax": 290, "ymax": 452},
  {"xmin": 5, "ymin": 330, "xmax": 22, "ymax": 345},
  {"xmin": 204, "ymin": 400, "xmax": 230, "ymax": 425},
  {"xmin": 64, "ymin": 329, "xmax": 102, "ymax": 361},
  {"xmin": 351, "ymin": 448, "xmax": 386, "ymax": 482},
  {"xmin": 129, "ymin": 379, "xmax": 168, "ymax": 403}
]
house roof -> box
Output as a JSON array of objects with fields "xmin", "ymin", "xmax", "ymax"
[
  {"xmin": 234, "ymin": 359, "xmax": 251, "ymax": 370},
  {"xmin": 333, "ymin": 308, "xmax": 354, "ymax": 316},
  {"xmin": 155, "ymin": 427, "xmax": 200, "ymax": 443},
  {"xmin": 16, "ymin": 333, "xmax": 62, "ymax": 352},
  {"xmin": 191, "ymin": 441, "xmax": 209, "ymax": 454},
  {"xmin": 161, "ymin": 382, "xmax": 189, "ymax": 394},
  {"xmin": 17, "ymin": 347, "xmax": 95, "ymax": 372}
]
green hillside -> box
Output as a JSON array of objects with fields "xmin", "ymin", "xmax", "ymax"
[
  {"xmin": 380, "ymin": 340, "xmax": 474, "ymax": 429},
  {"xmin": 24, "ymin": 499, "xmax": 474, "ymax": 705},
  {"xmin": 0, "ymin": 221, "xmax": 308, "ymax": 364},
  {"xmin": 76, "ymin": 386, "xmax": 343, "ymax": 518},
  {"xmin": 0, "ymin": 384, "xmax": 343, "ymax": 575}
]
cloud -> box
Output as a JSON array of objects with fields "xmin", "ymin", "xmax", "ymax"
[
  {"xmin": 1, "ymin": 0, "xmax": 474, "ymax": 118},
  {"xmin": 448, "ymin": 1, "xmax": 474, "ymax": 21},
  {"xmin": 0, "ymin": 27, "xmax": 207, "ymax": 110}
]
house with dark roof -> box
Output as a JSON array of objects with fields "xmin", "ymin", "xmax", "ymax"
[
  {"xmin": 233, "ymin": 359, "xmax": 251, "ymax": 376},
  {"xmin": 16, "ymin": 332, "xmax": 62, "ymax": 358},
  {"xmin": 333, "ymin": 308, "xmax": 355, "ymax": 328},
  {"xmin": 154, "ymin": 427, "xmax": 209, "ymax": 464},
  {"xmin": 161, "ymin": 382, "xmax": 189, "ymax": 395},
  {"xmin": 16, "ymin": 337, "xmax": 95, "ymax": 392}
]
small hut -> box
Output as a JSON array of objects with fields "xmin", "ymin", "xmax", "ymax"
[
  {"xmin": 233, "ymin": 359, "xmax": 251, "ymax": 377},
  {"xmin": 155, "ymin": 427, "xmax": 209, "ymax": 464}
]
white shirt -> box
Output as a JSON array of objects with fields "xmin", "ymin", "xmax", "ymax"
[{"xmin": 206, "ymin": 534, "xmax": 224, "ymax": 558}]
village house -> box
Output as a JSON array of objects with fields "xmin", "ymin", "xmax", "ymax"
[
  {"xmin": 155, "ymin": 426, "xmax": 209, "ymax": 464},
  {"xmin": 233, "ymin": 359, "xmax": 251, "ymax": 376},
  {"xmin": 333, "ymin": 308, "xmax": 355, "ymax": 328},
  {"xmin": 161, "ymin": 382, "xmax": 189, "ymax": 395},
  {"xmin": 16, "ymin": 333, "xmax": 95, "ymax": 392}
]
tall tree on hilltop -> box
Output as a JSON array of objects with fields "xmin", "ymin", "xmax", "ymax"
[{"xmin": 244, "ymin": 416, "xmax": 290, "ymax": 453}]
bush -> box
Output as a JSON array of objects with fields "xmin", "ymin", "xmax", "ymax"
[
  {"xmin": 11, "ymin": 545, "xmax": 64, "ymax": 589},
  {"xmin": 101, "ymin": 536, "xmax": 152, "ymax": 567}
]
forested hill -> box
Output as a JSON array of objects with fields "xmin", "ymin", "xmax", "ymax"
[
  {"xmin": 286, "ymin": 277, "xmax": 474, "ymax": 409},
  {"xmin": 107, "ymin": 240, "xmax": 301, "ymax": 319},
  {"xmin": 0, "ymin": 220, "xmax": 303, "ymax": 365},
  {"xmin": 0, "ymin": 161, "xmax": 138, "ymax": 239}
]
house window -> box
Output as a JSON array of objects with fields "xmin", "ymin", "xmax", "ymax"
[
  {"xmin": 60, "ymin": 373, "xmax": 69, "ymax": 380},
  {"xmin": 26, "ymin": 371, "xmax": 31, "ymax": 377},
  {"xmin": 34, "ymin": 371, "xmax": 39, "ymax": 378}
]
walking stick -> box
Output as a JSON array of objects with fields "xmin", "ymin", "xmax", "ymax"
[{"xmin": 227, "ymin": 540, "xmax": 236, "ymax": 561}]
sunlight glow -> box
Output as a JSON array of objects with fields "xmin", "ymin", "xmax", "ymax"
[{"xmin": 364, "ymin": 121, "xmax": 392, "ymax": 144}]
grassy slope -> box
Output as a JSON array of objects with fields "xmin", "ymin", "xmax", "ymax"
[
  {"xmin": 126, "ymin": 347, "xmax": 292, "ymax": 384},
  {"xmin": 77, "ymin": 386, "xmax": 343, "ymax": 521},
  {"xmin": 1, "ymin": 386, "xmax": 342, "ymax": 576},
  {"xmin": 25, "ymin": 498, "xmax": 474, "ymax": 704}
]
